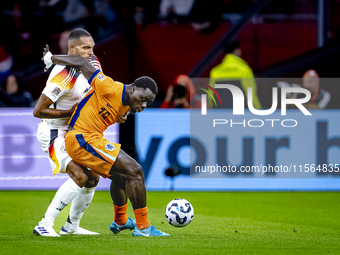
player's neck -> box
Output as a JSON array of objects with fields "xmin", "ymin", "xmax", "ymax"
[{"xmin": 123, "ymin": 85, "xmax": 132, "ymax": 106}]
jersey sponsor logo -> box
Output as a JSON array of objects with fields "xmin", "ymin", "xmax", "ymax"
[
  {"xmin": 52, "ymin": 87, "xmax": 61, "ymax": 97},
  {"xmin": 105, "ymin": 143, "xmax": 115, "ymax": 151},
  {"xmin": 97, "ymin": 73, "xmax": 106, "ymax": 81}
]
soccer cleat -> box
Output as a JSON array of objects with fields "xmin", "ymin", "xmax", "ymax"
[
  {"xmin": 60, "ymin": 226, "xmax": 100, "ymax": 235},
  {"xmin": 33, "ymin": 222, "xmax": 60, "ymax": 237},
  {"xmin": 132, "ymin": 225, "xmax": 170, "ymax": 237},
  {"xmin": 110, "ymin": 217, "xmax": 136, "ymax": 234}
]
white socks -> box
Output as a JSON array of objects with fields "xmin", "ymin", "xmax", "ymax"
[
  {"xmin": 64, "ymin": 186, "xmax": 96, "ymax": 231},
  {"xmin": 41, "ymin": 178, "xmax": 81, "ymax": 225}
]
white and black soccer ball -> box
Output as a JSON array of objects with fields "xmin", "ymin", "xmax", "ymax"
[{"xmin": 165, "ymin": 198, "xmax": 194, "ymax": 227}]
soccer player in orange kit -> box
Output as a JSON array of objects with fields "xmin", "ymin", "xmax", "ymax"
[{"xmin": 42, "ymin": 45, "xmax": 169, "ymax": 237}]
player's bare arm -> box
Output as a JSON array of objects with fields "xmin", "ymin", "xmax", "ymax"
[
  {"xmin": 51, "ymin": 55, "xmax": 95, "ymax": 80},
  {"xmin": 43, "ymin": 44, "xmax": 96, "ymax": 80},
  {"xmin": 33, "ymin": 94, "xmax": 78, "ymax": 118}
]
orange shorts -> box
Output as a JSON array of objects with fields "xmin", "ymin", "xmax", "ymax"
[{"xmin": 65, "ymin": 129, "xmax": 121, "ymax": 178}]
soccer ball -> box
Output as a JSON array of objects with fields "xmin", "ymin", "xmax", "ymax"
[{"xmin": 165, "ymin": 198, "xmax": 194, "ymax": 227}]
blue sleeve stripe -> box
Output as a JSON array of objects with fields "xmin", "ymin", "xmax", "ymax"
[
  {"xmin": 69, "ymin": 91, "xmax": 94, "ymax": 127},
  {"xmin": 88, "ymin": 69, "xmax": 101, "ymax": 84},
  {"xmin": 122, "ymin": 85, "xmax": 126, "ymax": 102}
]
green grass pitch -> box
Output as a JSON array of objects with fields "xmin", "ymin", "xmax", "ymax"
[{"xmin": 0, "ymin": 191, "xmax": 339, "ymax": 254}]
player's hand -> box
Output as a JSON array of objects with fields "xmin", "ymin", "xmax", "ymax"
[
  {"xmin": 164, "ymin": 85, "xmax": 174, "ymax": 102},
  {"xmin": 116, "ymin": 111, "xmax": 130, "ymax": 124},
  {"xmin": 174, "ymin": 97, "xmax": 190, "ymax": 108},
  {"xmin": 71, "ymin": 103, "xmax": 79, "ymax": 112},
  {"xmin": 42, "ymin": 44, "xmax": 53, "ymax": 72}
]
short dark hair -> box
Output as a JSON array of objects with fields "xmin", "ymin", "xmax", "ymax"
[
  {"xmin": 133, "ymin": 76, "xmax": 158, "ymax": 94},
  {"xmin": 68, "ymin": 28, "xmax": 92, "ymax": 42},
  {"xmin": 224, "ymin": 41, "xmax": 240, "ymax": 54}
]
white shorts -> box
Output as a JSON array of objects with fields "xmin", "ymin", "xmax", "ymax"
[{"xmin": 37, "ymin": 121, "xmax": 72, "ymax": 175}]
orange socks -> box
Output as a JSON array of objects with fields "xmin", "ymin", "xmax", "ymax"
[
  {"xmin": 114, "ymin": 203, "xmax": 151, "ymax": 229},
  {"xmin": 133, "ymin": 206, "xmax": 151, "ymax": 230},
  {"xmin": 113, "ymin": 203, "xmax": 128, "ymax": 226}
]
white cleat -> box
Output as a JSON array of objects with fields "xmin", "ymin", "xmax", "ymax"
[
  {"xmin": 33, "ymin": 222, "xmax": 60, "ymax": 237},
  {"xmin": 60, "ymin": 226, "xmax": 100, "ymax": 235}
]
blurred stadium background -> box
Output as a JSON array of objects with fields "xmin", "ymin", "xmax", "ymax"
[{"xmin": 1, "ymin": 0, "xmax": 340, "ymax": 191}]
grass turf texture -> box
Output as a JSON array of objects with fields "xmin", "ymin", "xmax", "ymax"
[{"xmin": 0, "ymin": 191, "xmax": 339, "ymax": 255}]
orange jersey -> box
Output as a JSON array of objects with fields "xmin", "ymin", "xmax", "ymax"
[{"xmin": 69, "ymin": 70, "xmax": 130, "ymax": 133}]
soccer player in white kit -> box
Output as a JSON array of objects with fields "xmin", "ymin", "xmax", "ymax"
[{"xmin": 33, "ymin": 29, "xmax": 103, "ymax": 237}]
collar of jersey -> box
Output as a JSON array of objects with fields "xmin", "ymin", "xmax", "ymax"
[{"xmin": 122, "ymin": 85, "xmax": 126, "ymax": 102}]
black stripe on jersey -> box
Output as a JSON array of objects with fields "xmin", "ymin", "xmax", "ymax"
[
  {"xmin": 66, "ymin": 66, "xmax": 80, "ymax": 80},
  {"xmin": 50, "ymin": 129, "xmax": 58, "ymax": 145}
]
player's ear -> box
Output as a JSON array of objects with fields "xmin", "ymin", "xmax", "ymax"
[
  {"xmin": 69, "ymin": 43, "xmax": 75, "ymax": 54},
  {"xmin": 131, "ymin": 84, "xmax": 136, "ymax": 93}
]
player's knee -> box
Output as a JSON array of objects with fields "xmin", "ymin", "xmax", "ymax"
[
  {"xmin": 86, "ymin": 173, "xmax": 100, "ymax": 188},
  {"xmin": 73, "ymin": 172, "xmax": 88, "ymax": 187},
  {"xmin": 132, "ymin": 164, "xmax": 144, "ymax": 183},
  {"xmin": 66, "ymin": 161, "xmax": 90, "ymax": 187}
]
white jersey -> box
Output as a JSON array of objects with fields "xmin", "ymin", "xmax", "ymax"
[
  {"xmin": 37, "ymin": 55, "xmax": 101, "ymax": 174},
  {"xmin": 41, "ymin": 55, "xmax": 101, "ymax": 130}
]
